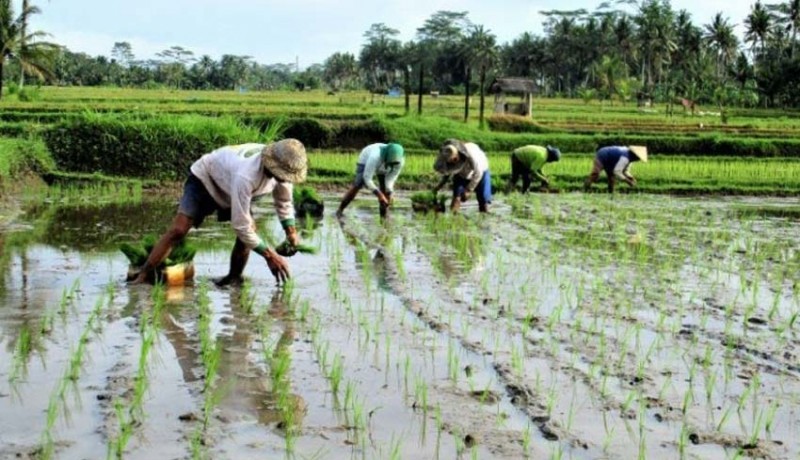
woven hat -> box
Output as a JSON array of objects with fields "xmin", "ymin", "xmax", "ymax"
[
  {"xmin": 628, "ymin": 145, "xmax": 648, "ymax": 162},
  {"xmin": 434, "ymin": 143, "xmax": 463, "ymax": 173},
  {"xmin": 261, "ymin": 139, "xmax": 308, "ymax": 183}
]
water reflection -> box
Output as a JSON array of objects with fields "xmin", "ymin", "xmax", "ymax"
[{"xmin": 155, "ymin": 285, "xmax": 306, "ymax": 429}]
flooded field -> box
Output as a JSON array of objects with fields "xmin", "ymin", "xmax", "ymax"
[{"xmin": 1, "ymin": 192, "xmax": 798, "ymax": 459}]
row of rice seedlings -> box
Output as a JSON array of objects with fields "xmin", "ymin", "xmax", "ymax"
[
  {"xmin": 323, "ymin": 220, "xmax": 451, "ymax": 453},
  {"xmin": 189, "ymin": 281, "xmax": 223, "ymax": 459},
  {"xmin": 39, "ymin": 280, "xmax": 109, "ymax": 459},
  {"xmin": 107, "ymin": 284, "xmax": 166, "ymax": 458}
]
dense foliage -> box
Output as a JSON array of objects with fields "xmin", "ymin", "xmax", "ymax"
[{"xmin": 4, "ymin": 2, "xmax": 800, "ymax": 108}]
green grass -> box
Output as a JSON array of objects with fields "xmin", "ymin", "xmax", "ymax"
[
  {"xmin": 308, "ymin": 151, "xmax": 800, "ymax": 194},
  {"xmin": 2, "ymin": 87, "xmax": 800, "ymax": 195}
]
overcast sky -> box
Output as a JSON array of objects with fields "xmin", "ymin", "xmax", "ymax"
[{"xmin": 29, "ymin": 0, "xmax": 754, "ymax": 68}]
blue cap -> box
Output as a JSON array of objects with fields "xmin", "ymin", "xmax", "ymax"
[{"xmin": 546, "ymin": 145, "xmax": 561, "ymax": 162}]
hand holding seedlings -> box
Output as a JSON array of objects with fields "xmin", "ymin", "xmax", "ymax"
[{"xmin": 263, "ymin": 248, "xmax": 291, "ymax": 283}]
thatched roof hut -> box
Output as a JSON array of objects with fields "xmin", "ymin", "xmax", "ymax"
[
  {"xmin": 489, "ymin": 78, "xmax": 536, "ymax": 117},
  {"xmin": 489, "ymin": 78, "xmax": 537, "ymax": 94}
]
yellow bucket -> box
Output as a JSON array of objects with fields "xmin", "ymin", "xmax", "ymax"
[{"xmin": 128, "ymin": 262, "xmax": 195, "ymax": 286}]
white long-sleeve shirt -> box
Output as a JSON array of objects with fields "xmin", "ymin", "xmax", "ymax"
[
  {"xmin": 190, "ymin": 143, "xmax": 295, "ymax": 250},
  {"xmin": 612, "ymin": 157, "xmax": 632, "ymax": 180},
  {"xmin": 436, "ymin": 142, "xmax": 489, "ymax": 192},
  {"xmin": 358, "ymin": 143, "xmax": 404, "ymax": 193}
]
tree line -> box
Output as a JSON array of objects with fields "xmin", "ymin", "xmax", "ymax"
[{"xmin": 3, "ymin": 0, "xmax": 800, "ymax": 110}]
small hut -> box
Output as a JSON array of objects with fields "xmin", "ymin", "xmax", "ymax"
[{"xmin": 489, "ymin": 78, "xmax": 536, "ymax": 117}]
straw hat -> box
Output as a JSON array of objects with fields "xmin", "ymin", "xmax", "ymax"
[
  {"xmin": 434, "ymin": 143, "xmax": 464, "ymax": 173},
  {"xmin": 628, "ymin": 145, "xmax": 648, "ymax": 162},
  {"xmin": 261, "ymin": 139, "xmax": 308, "ymax": 183}
]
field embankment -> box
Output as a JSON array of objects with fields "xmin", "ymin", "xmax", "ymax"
[{"xmin": 1, "ymin": 87, "xmax": 800, "ymax": 195}]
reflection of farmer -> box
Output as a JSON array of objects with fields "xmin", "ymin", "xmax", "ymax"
[
  {"xmin": 336, "ymin": 143, "xmax": 405, "ymax": 219},
  {"xmin": 129, "ymin": 140, "xmax": 308, "ymax": 285},
  {"xmin": 433, "ymin": 139, "xmax": 492, "ymax": 213},
  {"xmin": 584, "ymin": 145, "xmax": 648, "ymax": 193},
  {"xmin": 507, "ymin": 145, "xmax": 561, "ymax": 193},
  {"xmin": 159, "ymin": 287, "xmax": 305, "ymax": 427}
]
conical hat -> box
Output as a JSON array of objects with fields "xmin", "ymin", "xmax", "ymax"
[{"xmin": 628, "ymin": 145, "xmax": 648, "ymax": 162}]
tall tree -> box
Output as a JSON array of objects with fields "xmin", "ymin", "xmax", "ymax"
[
  {"xmin": 417, "ymin": 11, "xmax": 471, "ymax": 93},
  {"xmin": 0, "ymin": 0, "xmax": 55, "ymax": 98},
  {"xmin": 769, "ymin": 0, "xmax": 800, "ymax": 57},
  {"xmin": 635, "ymin": 0, "xmax": 677, "ymax": 93},
  {"xmin": 462, "ymin": 25, "xmax": 498, "ymax": 127},
  {"xmin": 323, "ymin": 52, "xmax": 358, "ymax": 91},
  {"xmin": 359, "ymin": 23, "xmax": 401, "ymax": 93},
  {"xmin": 613, "ymin": 15, "xmax": 637, "ymax": 77},
  {"xmin": 704, "ymin": 13, "xmax": 739, "ymax": 80},
  {"xmin": 111, "ymin": 41, "xmax": 134, "ymax": 68}
]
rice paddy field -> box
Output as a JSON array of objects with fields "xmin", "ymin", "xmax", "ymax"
[
  {"xmin": 0, "ymin": 88, "xmax": 799, "ymax": 459},
  {"xmin": 0, "ymin": 188, "xmax": 798, "ymax": 460}
]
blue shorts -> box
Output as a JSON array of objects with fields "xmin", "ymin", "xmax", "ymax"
[
  {"xmin": 177, "ymin": 173, "xmax": 226, "ymax": 227},
  {"xmin": 453, "ymin": 170, "xmax": 492, "ymax": 205},
  {"xmin": 353, "ymin": 164, "xmax": 387, "ymax": 192}
]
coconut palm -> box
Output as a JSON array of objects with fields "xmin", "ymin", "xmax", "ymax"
[
  {"xmin": 635, "ymin": 0, "xmax": 677, "ymax": 92},
  {"xmin": 704, "ymin": 13, "xmax": 739, "ymax": 80},
  {"xmin": 614, "ymin": 15, "xmax": 636, "ymax": 76},
  {"xmin": 0, "ymin": 0, "xmax": 56, "ymax": 97},
  {"xmin": 745, "ymin": 1, "xmax": 773, "ymax": 62},
  {"xmin": 768, "ymin": 0, "xmax": 800, "ymax": 57}
]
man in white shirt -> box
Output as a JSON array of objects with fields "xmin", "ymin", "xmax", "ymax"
[
  {"xmin": 335, "ymin": 143, "xmax": 405, "ymax": 219},
  {"xmin": 433, "ymin": 139, "xmax": 492, "ymax": 213},
  {"xmin": 129, "ymin": 139, "xmax": 308, "ymax": 285}
]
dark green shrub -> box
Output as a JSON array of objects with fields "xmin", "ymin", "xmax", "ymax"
[
  {"xmin": 283, "ymin": 117, "xmax": 333, "ymax": 148},
  {"xmin": 333, "ymin": 119, "xmax": 390, "ymax": 148},
  {"xmin": 42, "ymin": 113, "xmax": 265, "ymax": 180}
]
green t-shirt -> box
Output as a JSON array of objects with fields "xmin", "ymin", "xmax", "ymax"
[{"xmin": 512, "ymin": 145, "xmax": 548, "ymax": 170}]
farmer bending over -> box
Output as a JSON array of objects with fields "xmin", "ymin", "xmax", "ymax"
[
  {"xmin": 584, "ymin": 145, "xmax": 648, "ymax": 193},
  {"xmin": 129, "ymin": 139, "xmax": 308, "ymax": 285},
  {"xmin": 433, "ymin": 139, "xmax": 492, "ymax": 213},
  {"xmin": 336, "ymin": 143, "xmax": 405, "ymax": 219},
  {"xmin": 507, "ymin": 145, "xmax": 561, "ymax": 193}
]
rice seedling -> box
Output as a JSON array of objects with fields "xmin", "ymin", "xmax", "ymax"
[
  {"xmin": 9, "ymin": 324, "xmax": 37, "ymax": 382},
  {"xmin": 329, "ymin": 354, "xmax": 344, "ymax": 396}
]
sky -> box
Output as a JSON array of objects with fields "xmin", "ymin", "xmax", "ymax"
[{"xmin": 28, "ymin": 0, "xmax": 755, "ymax": 69}]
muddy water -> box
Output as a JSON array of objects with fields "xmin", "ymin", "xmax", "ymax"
[{"xmin": 0, "ymin": 193, "xmax": 799, "ymax": 459}]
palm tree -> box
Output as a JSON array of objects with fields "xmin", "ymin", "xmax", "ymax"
[
  {"xmin": 704, "ymin": 13, "xmax": 739, "ymax": 80},
  {"xmin": 635, "ymin": 0, "xmax": 677, "ymax": 93},
  {"xmin": 0, "ymin": 0, "xmax": 56, "ymax": 98},
  {"xmin": 462, "ymin": 25, "xmax": 497, "ymax": 128},
  {"xmin": 768, "ymin": 0, "xmax": 800, "ymax": 57},
  {"xmin": 744, "ymin": 1, "xmax": 773, "ymax": 63},
  {"xmin": 614, "ymin": 15, "xmax": 636, "ymax": 77}
]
